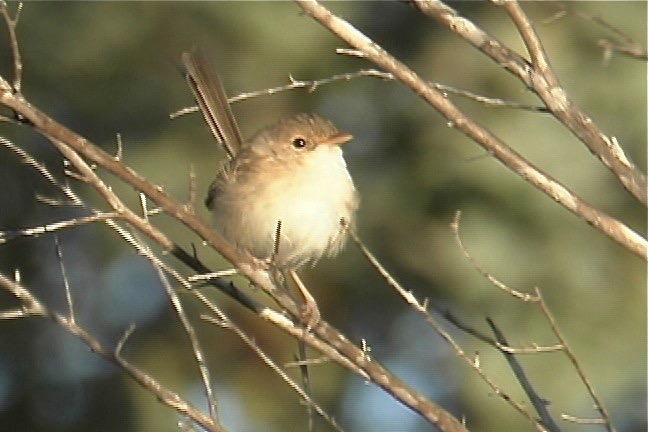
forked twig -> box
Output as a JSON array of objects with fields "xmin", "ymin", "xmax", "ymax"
[
  {"xmin": 487, "ymin": 318, "xmax": 561, "ymax": 432},
  {"xmin": 200, "ymin": 308, "xmax": 345, "ymax": 432},
  {"xmin": 296, "ymin": 0, "xmax": 647, "ymax": 259},
  {"xmin": 543, "ymin": 4, "xmax": 648, "ymax": 63},
  {"xmin": 0, "ymin": 272, "xmax": 225, "ymax": 432},
  {"xmin": 155, "ymin": 264, "xmax": 219, "ymax": 423},
  {"xmin": 451, "ymin": 211, "xmax": 615, "ymax": 432},
  {"xmin": 0, "ymin": 1, "xmax": 23, "ymax": 93},
  {"xmin": 347, "ymin": 226, "xmax": 545, "ymax": 432},
  {"xmin": 535, "ymin": 288, "xmax": 615, "ymax": 432}
]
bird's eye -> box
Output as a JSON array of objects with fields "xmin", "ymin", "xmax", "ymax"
[{"xmin": 291, "ymin": 137, "xmax": 307, "ymax": 149}]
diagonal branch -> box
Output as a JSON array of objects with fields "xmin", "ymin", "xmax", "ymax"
[
  {"xmin": 0, "ymin": 272, "xmax": 225, "ymax": 432},
  {"xmin": 411, "ymin": 0, "xmax": 647, "ymax": 206},
  {"xmin": 487, "ymin": 318, "xmax": 561, "ymax": 432},
  {"xmin": 0, "ymin": 88, "xmax": 471, "ymax": 432},
  {"xmin": 294, "ymin": 0, "xmax": 647, "ymax": 260}
]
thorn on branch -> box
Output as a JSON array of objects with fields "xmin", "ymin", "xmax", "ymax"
[{"xmin": 116, "ymin": 323, "xmax": 137, "ymax": 357}]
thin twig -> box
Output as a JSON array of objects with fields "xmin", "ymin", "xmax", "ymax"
[
  {"xmin": 0, "ymin": 1, "xmax": 23, "ymax": 93},
  {"xmin": 0, "ymin": 136, "xmax": 83, "ymax": 205},
  {"xmin": 0, "ymin": 272, "xmax": 226, "ymax": 432},
  {"xmin": 296, "ymin": 341, "xmax": 316, "ymax": 432},
  {"xmin": 451, "ymin": 211, "xmax": 539, "ymax": 301},
  {"xmin": 432, "ymin": 82, "xmax": 548, "ymax": 112},
  {"xmin": 0, "ymin": 271, "xmax": 44, "ymax": 314},
  {"xmin": 0, "ymin": 212, "xmax": 119, "ymax": 244},
  {"xmin": 543, "ymin": 4, "xmax": 648, "ymax": 63},
  {"xmin": 154, "ymin": 265, "xmax": 219, "ymax": 423},
  {"xmin": 54, "ymin": 235, "xmax": 76, "ymax": 323},
  {"xmin": 347, "ymin": 227, "xmax": 544, "ymax": 432},
  {"xmin": 487, "ymin": 318, "xmax": 561, "ymax": 432},
  {"xmin": 174, "ymin": 67, "xmax": 547, "ymax": 120},
  {"xmin": 199, "ymin": 310, "xmax": 345, "ymax": 432},
  {"xmin": 114, "ymin": 133, "xmax": 123, "ymax": 161},
  {"xmin": 535, "ymin": 288, "xmax": 616, "ymax": 432},
  {"xmin": 560, "ymin": 413, "xmax": 607, "ymax": 424},
  {"xmin": 170, "ymin": 69, "xmax": 393, "ymax": 119},
  {"xmin": 187, "ymin": 164, "xmax": 197, "ymax": 214}
]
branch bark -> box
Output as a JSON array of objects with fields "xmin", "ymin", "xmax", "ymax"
[
  {"xmin": 0, "ymin": 87, "xmax": 469, "ymax": 432},
  {"xmin": 411, "ymin": 0, "xmax": 647, "ymax": 207},
  {"xmin": 294, "ymin": 0, "xmax": 647, "ymax": 261}
]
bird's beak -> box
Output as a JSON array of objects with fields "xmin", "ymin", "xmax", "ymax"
[{"xmin": 321, "ymin": 132, "xmax": 353, "ymax": 147}]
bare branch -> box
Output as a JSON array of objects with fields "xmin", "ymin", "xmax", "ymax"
[
  {"xmin": 412, "ymin": 0, "xmax": 647, "ymax": 208},
  {"xmin": 487, "ymin": 318, "xmax": 561, "ymax": 432},
  {"xmin": 501, "ymin": 0, "xmax": 647, "ymax": 205},
  {"xmin": 201, "ymin": 310, "xmax": 345, "ymax": 432},
  {"xmin": 0, "ymin": 1, "xmax": 23, "ymax": 93},
  {"xmin": 347, "ymin": 225, "xmax": 545, "ymax": 432},
  {"xmin": 0, "ymin": 272, "xmax": 226, "ymax": 432},
  {"xmin": 154, "ymin": 265, "xmax": 219, "ymax": 423},
  {"xmin": 451, "ymin": 211, "xmax": 539, "ymax": 301},
  {"xmin": 294, "ymin": 0, "xmax": 647, "ymax": 260},
  {"xmin": 535, "ymin": 288, "xmax": 616, "ymax": 432}
]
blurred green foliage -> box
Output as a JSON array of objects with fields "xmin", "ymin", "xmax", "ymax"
[{"xmin": 0, "ymin": 2, "xmax": 645, "ymax": 432}]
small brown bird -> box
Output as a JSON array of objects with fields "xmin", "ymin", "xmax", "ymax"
[
  {"xmin": 205, "ymin": 113, "xmax": 358, "ymax": 268},
  {"xmin": 183, "ymin": 51, "xmax": 359, "ymax": 326}
]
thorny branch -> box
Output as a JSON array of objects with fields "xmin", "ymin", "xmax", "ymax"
[{"xmin": 171, "ymin": 68, "xmax": 547, "ymax": 120}]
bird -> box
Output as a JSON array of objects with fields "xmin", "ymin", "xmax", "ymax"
[
  {"xmin": 182, "ymin": 50, "xmax": 359, "ymax": 327},
  {"xmin": 204, "ymin": 112, "xmax": 358, "ymax": 269}
]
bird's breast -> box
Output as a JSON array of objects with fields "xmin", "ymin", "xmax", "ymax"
[{"xmin": 210, "ymin": 146, "xmax": 358, "ymax": 267}]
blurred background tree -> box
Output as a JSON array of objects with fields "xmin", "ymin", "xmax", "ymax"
[{"xmin": 0, "ymin": 2, "xmax": 645, "ymax": 431}]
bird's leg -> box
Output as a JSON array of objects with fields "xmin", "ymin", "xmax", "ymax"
[
  {"xmin": 288, "ymin": 269, "xmax": 321, "ymax": 331},
  {"xmin": 269, "ymin": 220, "xmax": 320, "ymax": 329}
]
